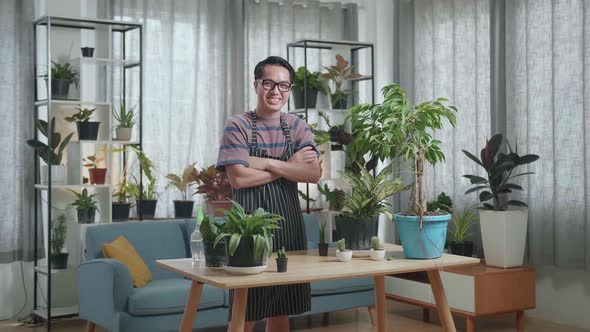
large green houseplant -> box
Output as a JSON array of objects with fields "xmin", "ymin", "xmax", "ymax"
[
  {"xmin": 165, "ymin": 162, "xmax": 197, "ymax": 218},
  {"xmin": 192, "ymin": 165, "xmax": 233, "ymax": 216},
  {"xmin": 214, "ymin": 201, "xmax": 282, "ymax": 267},
  {"xmin": 463, "ymin": 133, "xmax": 539, "ymax": 267},
  {"xmin": 349, "ymin": 83, "xmax": 457, "ymax": 258},
  {"xmin": 26, "ymin": 118, "xmax": 74, "ymax": 185},
  {"xmin": 126, "ymin": 149, "xmax": 159, "ymax": 219},
  {"xmin": 320, "ymin": 54, "xmax": 363, "ymax": 109},
  {"xmin": 336, "ymin": 163, "xmax": 407, "ymax": 250},
  {"xmin": 292, "ymin": 66, "xmax": 327, "ymax": 109}
]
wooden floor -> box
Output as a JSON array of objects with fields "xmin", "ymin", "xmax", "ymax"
[{"xmin": 1, "ymin": 302, "xmax": 588, "ymax": 332}]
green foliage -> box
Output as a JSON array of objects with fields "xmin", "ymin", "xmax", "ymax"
[
  {"xmin": 65, "ymin": 106, "xmax": 95, "ymax": 123},
  {"xmin": 319, "ymin": 221, "xmax": 327, "ymax": 244},
  {"xmin": 348, "ymin": 83, "xmax": 457, "ymax": 215},
  {"xmin": 192, "ymin": 165, "xmax": 232, "ymax": 201},
  {"xmin": 68, "ymin": 188, "xmax": 99, "ymax": 211},
  {"xmin": 199, "ymin": 215, "xmax": 224, "ymax": 242},
  {"xmin": 277, "ymin": 246, "xmax": 287, "ymax": 259},
  {"xmin": 292, "ymin": 67, "xmax": 326, "ymax": 94},
  {"xmin": 462, "ymin": 133, "xmax": 540, "ymax": 210},
  {"xmin": 45, "ymin": 61, "xmax": 78, "ymax": 81},
  {"xmin": 82, "ymin": 154, "xmax": 103, "ymax": 169},
  {"xmin": 165, "ymin": 163, "xmax": 197, "ymax": 200},
  {"xmin": 371, "ymin": 236, "xmax": 384, "ymax": 250},
  {"xmin": 26, "ymin": 118, "xmax": 74, "ymax": 165},
  {"xmin": 449, "ymin": 207, "xmax": 478, "ymax": 243},
  {"xmin": 213, "ymin": 201, "xmax": 283, "ymax": 258},
  {"xmin": 337, "ymin": 238, "xmax": 346, "ymax": 252},
  {"xmin": 317, "ymin": 183, "xmax": 345, "ymax": 211},
  {"xmin": 112, "ymin": 99, "xmax": 137, "ymax": 129},
  {"xmin": 320, "ymin": 54, "xmax": 363, "ymax": 94},
  {"xmin": 126, "ymin": 148, "xmax": 158, "ymax": 201},
  {"xmin": 50, "ymin": 214, "xmax": 67, "ymax": 254},
  {"xmin": 427, "ymin": 192, "xmax": 453, "ymax": 214},
  {"xmin": 338, "ymin": 163, "xmax": 409, "ymax": 219}
]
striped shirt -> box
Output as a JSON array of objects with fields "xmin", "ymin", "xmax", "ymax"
[{"xmin": 216, "ymin": 111, "xmax": 318, "ymax": 169}]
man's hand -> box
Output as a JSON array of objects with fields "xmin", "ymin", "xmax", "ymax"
[{"xmin": 288, "ymin": 146, "xmax": 317, "ymax": 164}]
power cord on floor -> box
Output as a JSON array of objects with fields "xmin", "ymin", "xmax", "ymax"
[{"xmin": 0, "ymin": 261, "xmax": 28, "ymax": 322}]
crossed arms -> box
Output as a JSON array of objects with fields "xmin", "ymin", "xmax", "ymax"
[{"xmin": 225, "ymin": 146, "xmax": 321, "ymax": 189}]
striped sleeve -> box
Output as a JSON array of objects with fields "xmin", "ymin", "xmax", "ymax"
[
  {"xmin": 216, "ymin": 117, "xmax": 250, "ymax": 170},
  {"xmin": 290, "ymin": 115, "xmax": 320, "ymax": 159}
]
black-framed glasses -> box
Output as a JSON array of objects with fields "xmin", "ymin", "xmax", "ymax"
[{"xmin": 256, "ymin": 79, "xmax": 292, "ymax": 92}]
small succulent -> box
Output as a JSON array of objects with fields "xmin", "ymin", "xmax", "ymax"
[
  {"xmin": 277, "ymin": 246, "xmax": 287, "ymax": 259},
  {"xmin": 337, "ymin": 238, "xmax": 347, "ymax": 252},
  {"xmin": 371, "ymin": 236, "xmax": 384, "ymax": 250}
]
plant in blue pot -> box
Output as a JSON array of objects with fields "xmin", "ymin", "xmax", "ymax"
[
  {"xmin": 462, "ymin": 133, "xmax": 539, "ymax": 267},
  {"xmin": 349, "ymin": 83, "xmax": 457, "ymax": 259}
]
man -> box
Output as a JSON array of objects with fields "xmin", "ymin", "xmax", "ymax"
[{"xmin": 216, "ymin": 56, "xmax": 321, "ymax": 332}]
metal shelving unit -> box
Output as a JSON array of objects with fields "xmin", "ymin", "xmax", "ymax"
[
  {"xmin": 32, "ymin": 15, "xmax": 143, "ymax": 330},
  {"xmin": 286, "ymin": 39, "xmax": 375, "ymax": 213}
]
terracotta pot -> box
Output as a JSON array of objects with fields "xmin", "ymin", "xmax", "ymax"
[
  {"xmin": 209, "ymin": 200, "xmax": 233, "ymax": 217},
  {"xmin": 88, "ymin": 168, "xmax": 107, "ymax": 184}
]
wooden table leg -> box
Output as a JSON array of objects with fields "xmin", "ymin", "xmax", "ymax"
[
  {"xmin": 368, "ymin": 304, "xmax": 377, "ymax": 326},
  {"xmin": 516, "ymin": 310, "xmax": 525, "ymax": 330},
  {"xmin": 179, "ymin": 281, "xmax": 203, "ymax": 332},
  {"xmin": 466, "ymin": 316, "xmax": 475, "ymax": 332},
  {"xmin": 85, "ymin": 321, "xmax": 95, "ymax": 332},
  {"xmin": 374, "ymin": 275, "xmax": 387, "ymax": 332},
  {"xmin": 427, "ymin": 270, "xmax": 456, "ymax": 332},
  {"xmin": 228, "ymin": 288, "xmax": 248, "ymax": 332}
]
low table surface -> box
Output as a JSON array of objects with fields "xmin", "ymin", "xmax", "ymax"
[{"xmin": 157, "ymin": 244, "xmax": 480, "ymax": 289}]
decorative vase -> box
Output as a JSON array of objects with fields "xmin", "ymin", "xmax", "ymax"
[
  {"xmin": 479, "ymin": 208, "xmax": 528, "ymax": 268},
  {"xmin": 115, "ymin": 127, "xmax": 132, "ymax": 141},
  {"xmin": 396, "ymin": 213, "xmax": 450, "ymax": 259}
]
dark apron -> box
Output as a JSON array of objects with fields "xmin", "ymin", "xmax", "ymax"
[{"xmin": 228, "ymin": 112, "xmax": 311, "ymax": 321}]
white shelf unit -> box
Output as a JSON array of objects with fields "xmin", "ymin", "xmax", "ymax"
[{"xmin": 32, "ymin": 15, "xmax": 143, "ymax": 327}]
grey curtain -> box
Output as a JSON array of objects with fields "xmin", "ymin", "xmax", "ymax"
[
  {"xmin": 505, "ymin": 0, "xmax": 590, "ymax": 270},
  {"xmin": 393, "ymin": 0, "xmax": 492, "ymax": 256},
  {"xmin": 244, "ymin": 0, "xmax": 358, "ymax": 110}
]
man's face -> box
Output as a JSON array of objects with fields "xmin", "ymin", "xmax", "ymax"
[{"xmin": 254, "ymin": 65, "xmax": 291, "ymax": 114}]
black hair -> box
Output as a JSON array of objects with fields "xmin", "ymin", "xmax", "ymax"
[{"xmin": 254, "ymin": 56, "xmax": 295, "ymax": 83}]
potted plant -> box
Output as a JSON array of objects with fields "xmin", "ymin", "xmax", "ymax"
[
  {"xmin": 192, "ymin": 165, "xmax": 233, "ymax": 216},
  {"xmin": 448, "ymin": 207, "xmax": 477, "ymax": 257},
  {"xmin": 112, "ymin": 99, "xmax": 136, "ymax": 141},
  {"xmin": 336, "ymin": 163, "xmax": 407, "ymax": 251},
  {"xmin": 317, "ymin": 183, "xmax": 345, "ymax": 211},
  {"xmin": 349, "ymin": 83, "xmax": 457, "ymax": 259},
  {"xmin": 369, "ymin": 236, "xmax": 385, "ymax": 261},
  {"xmin": 427, "ymin": 192, "xmax": 453, "ymax": 214},
  {"xmin": 318, "ymin": 220, "xmax": 329, "ymax": 256},
  {"xmin": 68, "ymin": 188, "xmax": 99, "ymax": 224},
  {"xmin": 26, "ymin": 118, "xmax": 74, "ymax": 185},
  {"xmin": 214, "ymin": 201, "xmax": 282, "ymax": 267},
  {"xmin": 83, "ymin": 154, "xmax": 107, "ymax": 184},
  {"xmin": 292, "ymin": 66, "xmax": 326, "ymax": 109},
  {"xmin": 320, "ymin": 54, "xmax": 363, "ymax": 110},
  {"xmin": 112, "ymin": 179, "xmax": 131, "ymax": 222},
  {"xmin": 335, "ymin": 238, "xmax": 352, "ymax": 262},
  {"xmin": 50, "ymin": 214, "xmax": 68, "ymax": 269},
  {"xmin": 276, "ymin": 246, "xmax": 288, "ymax": 272},
  {"xmin": 126, "ymin": 149, "xmax": 158, "ymax": 219},
  {"xmin": 65, "ymin": 106, "xmax": 100, "ymax": 140},
  {"xmin": 199, "ymin": 214, "xmax": 227, "ymax": 267},
  {"xmin": 81, "ymin": 46, "xmax": 94, "ymax": 57},
  {"xmin": 166, "ymin": 163, "xmax": 198, "ymax": 218},
  {"xmin": 43, "ymin": 61, "xmax": 78, "ymax": 99},
  {"xmin": 463, "ymin": 133, "xmax": 539, "ymax": 267}
]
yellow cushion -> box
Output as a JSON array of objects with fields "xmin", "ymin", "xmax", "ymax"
[{"xmin": 102, "ymin": 235, "xmax": 152, "ymax": 288}]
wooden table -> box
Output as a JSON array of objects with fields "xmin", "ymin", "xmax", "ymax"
[{"xmin": 156, "ymin": 244, "xmax": 480, "ymax": 332}]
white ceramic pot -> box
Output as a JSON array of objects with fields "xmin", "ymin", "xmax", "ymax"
[
  {"xmin": 116, "ymin": 127, "xmax": 132, "ymax": 141},
  {"xmin": 369, "ymin": 249, "xmax": 385, "ymax": 261},
  {"xmin": 40, "ymin": 165, "xmax": 66, "ymax": 185},
  {"xmin": 479, "ymin": 208, "xmax": 528, "ymax": 268},
  {"xmin": 336, "ymin": 250, "xmax": 352, "ymax": 262}
]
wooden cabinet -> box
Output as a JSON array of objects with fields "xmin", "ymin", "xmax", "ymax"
[{"xmin": 386, "ymin": 264, "xmax": 536, "ymax": 331}]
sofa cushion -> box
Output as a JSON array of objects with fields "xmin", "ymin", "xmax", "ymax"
[
  {"xmin": 311, "ymin": 277, "xmax": 374, "ymax": 296},
  {"xmin": 128, "ymin": 278, "xmax": 225, "ymax": 316},
  {"xmin": 102, "ymin": 235, "xmax": 152, "ymax": 288}
]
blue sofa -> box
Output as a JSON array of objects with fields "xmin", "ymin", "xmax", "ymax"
[{"xmin": 78, "ymin": 214, "xmax": 375, "ymax": 332}]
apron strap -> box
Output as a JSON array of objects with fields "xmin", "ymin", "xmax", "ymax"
[
  {"xmin": 250, "ymin": 111, "xmax": 258, "ymax": 149},
  {"xmin": 250, "ymin": 111, "xmax": 293, "ymax": 149},
  {"xmin": 280, "ymin": 114, "xmax": 293, "ymax": 146}
]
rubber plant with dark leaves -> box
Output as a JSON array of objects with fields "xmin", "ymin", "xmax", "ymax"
[{"xmin": 462, "ymin": 133, "xmax": 539, "ymax": 210}]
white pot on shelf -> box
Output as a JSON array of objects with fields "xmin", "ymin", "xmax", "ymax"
[
  {"xmin": 115, "ymin": 127, "xmax": 132, "ymax": 141},
  {"xmin": 369, "ymin": 249, "xmax": 385, "ymax": 261},
  {"xmin": 336, "ymin": 249, "xmax": 352, "ymax": 262},
  {"xmin": 479, "ymin": 208, "xmax": 528, "ymax": 268},
  {"xmin": 40, "ymin": 165, "xmax": 66, "ymax": 185}
]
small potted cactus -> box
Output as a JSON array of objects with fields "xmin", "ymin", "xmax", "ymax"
[
  {"xmin": 318, "ymin": 221, "xmax": 329, "ymax": 256},
  {"xmin": 276, "ymin": 246, "xmax": 288, "ymax": 273},
  {"xmin": 369, "ymin": 236, "xmax": 385, "ymax": 261},
  {"xmin": 335, "ymin": 239, "xmax": 352, "ymax": 262}
]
